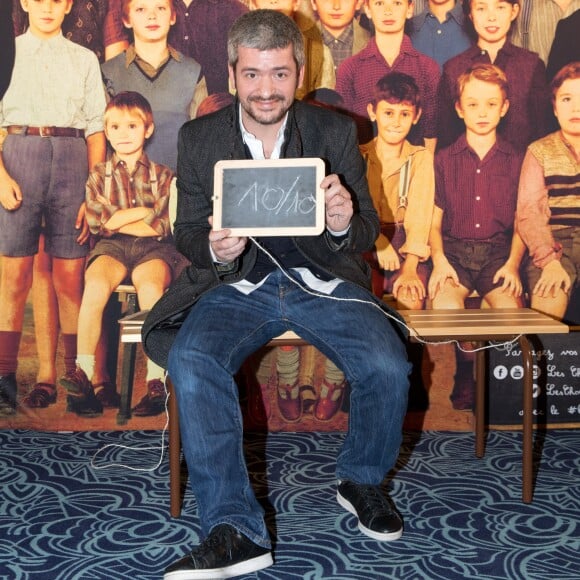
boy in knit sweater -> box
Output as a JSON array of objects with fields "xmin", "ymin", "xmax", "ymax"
[
  {"xmin": 516, "ymin": 61, "xmax": 580, "ymax": 320},
  {"xmin": 101, "ymin": 0, "xmax": 207, "ymax": 172}
]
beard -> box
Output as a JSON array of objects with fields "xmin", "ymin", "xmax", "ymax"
[{"xmin": 240, "ymin": 93, "xmax": 293, "ymax": 126}]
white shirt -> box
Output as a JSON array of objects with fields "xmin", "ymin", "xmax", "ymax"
[
  {"xmin": 211, "ymin": 105, "xmax": 343, "ymax": 296},
  {"xmin": 0, "ymin": 31, "xmax": 106, "ymax": 136}
]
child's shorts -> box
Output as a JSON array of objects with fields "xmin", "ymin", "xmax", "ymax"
[
  {"xmin": 525, "ymin": 227, "xmax": 580, "ymax": 291},
  {"xmin": 366, "ymin": 225, "xmax": 431, "ymax": 295},
  {"xmin": 443, "ymin": 232, "xmax": 512, "ymax": 298},
  {"xmin": 0, "ymin": 134, "xmax": 89, "ymax": 258},
  {"xmin": 88, "ymin": 234, "xmax": 184, "ymax": 279}
]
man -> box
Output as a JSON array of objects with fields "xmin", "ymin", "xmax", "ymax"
[{"xmin": 143, "ymin": 10, "xmax": 410, "ymax": 579}]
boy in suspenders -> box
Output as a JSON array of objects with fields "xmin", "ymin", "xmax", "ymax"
[{"xmin": 60, "ymin": 92, "xmax": 181, "ymax": 417}]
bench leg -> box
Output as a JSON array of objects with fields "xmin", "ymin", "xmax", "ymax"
[
  {"xmin": 168, "ymin": 378, "xmax": 183, "ymax": 517},
  {"xmin": 115, "ymin": 292, "xmax": 138, "ymax": 426},
  {"xmin": 116, "ymin": 341, "xmax": 137, "ymax": 425},
  {"xmin": 519, "ymin": 335, "xmax": 534, "ymax": 504},
  {"xmin": 474, "ymin": 342, "xmax": 486, "ymax": 458}
]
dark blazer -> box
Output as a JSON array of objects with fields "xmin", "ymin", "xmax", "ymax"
[
  {"xmin": 142, "ymin": 100, "xmax": 379, "ymax": 368},
  {"xmin": 546, "ymin": 10, "xmax": 580, "ymax": 81},
  {"xmin": 0, "ymin": 0, "xmax": 15, "ymax": 100}
]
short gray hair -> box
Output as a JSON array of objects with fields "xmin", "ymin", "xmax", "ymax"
[{"xmin": 227, "ymin": 9, "xmax": 305, "ymax": 71}]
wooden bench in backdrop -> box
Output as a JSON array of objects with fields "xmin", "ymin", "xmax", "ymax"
[{"xmin": 118, "ymin": 305, "xmax": 568, "ymax": 510}]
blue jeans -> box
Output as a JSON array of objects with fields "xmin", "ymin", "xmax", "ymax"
[{"xmin": 167, "ymin": 269, "xmax": 411, "ymax": 548}]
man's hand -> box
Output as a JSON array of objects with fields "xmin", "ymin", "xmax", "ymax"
[
  {"xmin": 533, "ymin": 260, "xmax": 571, "ymax": 297},
  {"xmin": 75, "ymin": 202, "xmax": 90, "ymax": 245},
  {"xmin": 322, "ymin": 174, "xmax": 353, "ymax": 233},
  {"xmin": 0, "ymin": 171, "xmax": 22, "ymax": 211},
  {"xmin": 208, "ymin": 216, "xmax": 248, "ymax": 263}
]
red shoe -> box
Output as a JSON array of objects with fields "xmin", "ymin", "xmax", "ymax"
[
  {"xmin": 22, "ymin": 383, "xmax": 57, "ymax": 408},
  {"xmin": 277, "ymin": 382, "xmax": 302, "ymax": 422},
  {"xmin": 93, "ymin": 381, "xmax": 120, "ymax": 408},
  {"xmin": 60, "ymin": 367, "xmax": 103, "ymax": 418},
  {"xmin": 132, "ymin": 379, "xmax": 167, "ymax": 417},
  {"xmin": 314, "ymin": 379, "xmax": 346, "ymax": 421}
]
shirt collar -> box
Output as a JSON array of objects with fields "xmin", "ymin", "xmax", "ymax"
[
  {"xmin": 111, "ymin": 151, "xmax": 150, "ymax": 171},
  {"xmin": 24, "ymin": 29, "xmax": 65, "ymax": 52},
  {"xmin": 320, "ymin": 22, "xmax": 354, "ymax": 46},
  {"xmin": 238, "ymin": 104, "xmax": 289, "ymax": 160},
  {"xmin": 125, "ymin": 44, "xmax": 181, "ymax": 67},
  {"xmin": 448, "ymin": 2, "xmax": 466, "ymax": 26},
  {"xmin": 362, "ymin": 35, "xmax": 417, "ymax": 61},
  {"xmin": 470, "ymin": 40, "xmax": 516, "ymax": 61},
  {"xmin": 450, "ymin": 133, "xmax": 512, "ymax": 156},
  {"xmin": 363, "ymin": 138, "xmax": 423, "ymax": 174}
]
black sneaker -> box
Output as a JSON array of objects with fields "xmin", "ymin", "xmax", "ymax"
[
  {"xmin": 337, "ymin": 480, "xmax": 403, "ymax": 541},
  {"xmin": 164, "ymin": 524, "xmax": 273, "ymax": 579},
  {"xmin": 0, "ymin": 373, "xmax": 18, "ymax": 415}
]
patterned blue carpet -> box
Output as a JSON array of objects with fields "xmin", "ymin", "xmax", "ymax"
[{"xmin": 1, "ymin": 429, "xmax": 579, "ymax": 580}]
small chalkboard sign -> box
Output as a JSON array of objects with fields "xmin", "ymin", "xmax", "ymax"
[{"xmin": 213, "ymin": 158, "xmax": 326, "ymax": 236}]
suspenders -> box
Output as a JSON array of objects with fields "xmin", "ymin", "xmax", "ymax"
[{"xmin": 395, "ymin": 157, "xmax": 412, "ymax": 224}]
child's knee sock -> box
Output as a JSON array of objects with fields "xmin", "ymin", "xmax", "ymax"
[
  {"xmin": 0, "ymin": 331, "xmax": 21, "ymax": 375},
  {"xmin": 146, "ymin": 359, "xmax": 165, "ymax": 382},
  {"xmin": 76, "ymin": 354, "xmax": 95, "ymax": 380},
  {"xmin": 62, "ymin": 333, "xmax": 78, "ymax": 374}
]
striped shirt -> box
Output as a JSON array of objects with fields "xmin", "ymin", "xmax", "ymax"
[
  {"xmin": 511, "ymin": 0, "xmax": 580, "ymax": 64},
  {"xmin": 516, "ymin": 131, "xmax": 580, "ymax": 268}
]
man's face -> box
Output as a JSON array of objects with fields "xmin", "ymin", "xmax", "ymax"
[
  {"xmin": 364, "ymin": 0, "xmax": 413, "ymax": 36},
  {"xmin": 312, "ymin": 0, "xmax": 361, "ymax": 36},
  {"xmin": 124, "ymin": 0, "xmax": 176, "ymax": 43},
  {"xmin": 20, "ymin": 0, "xmax": 73, "ymax": 39},
  {"xmin": 251, "ymin": 0, "xmax": 299, "ymax": 17},
  {"xmin": 229, "ymin": 45, "xmax": 305, "ymax": 133},
  {"xmin": 455, "ymin": 77, "xmax": 508, "ymax": 137}
]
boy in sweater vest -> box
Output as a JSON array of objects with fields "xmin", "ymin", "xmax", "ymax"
[
  {"xmin": 516, "ymin": 61, "xmax": 580, "ymax": 320},
  {"xmin": 101, "ymin": 0, "xmax": 207, "ymax": 172}
]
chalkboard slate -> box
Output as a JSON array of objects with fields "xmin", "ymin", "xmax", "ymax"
[
  {"xmin": 213, "ymin": 158, "xmax": 326, "ymax": 236},
  {"xmin": 488, "ymin": 333, "xmax": 580, "ymax": 425}
]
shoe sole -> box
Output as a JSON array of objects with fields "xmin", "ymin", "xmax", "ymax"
[
  {"xmin": 337, "ymin": 491, "xmax": 403, "ymax": 542},
  {"xmin": 163, "ymin": 552, "xmax": 273, "ymax": 579}
]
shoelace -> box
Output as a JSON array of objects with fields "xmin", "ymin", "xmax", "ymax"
[
  {"xmin": 358, "ymin": 485, "xmax": 393, "ymax": 515},
  {"xmin": 191, "ymin": 525, "xmax": 237, "ymax": 560}
]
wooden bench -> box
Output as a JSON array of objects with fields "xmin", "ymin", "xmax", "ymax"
[
  {"xmin": 118, "ymin": 306, "xmax": 568, "ymax": 513},
  {"xmin": 398, "ymin": 308, "xmax": 569, "ymax": 503}
]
